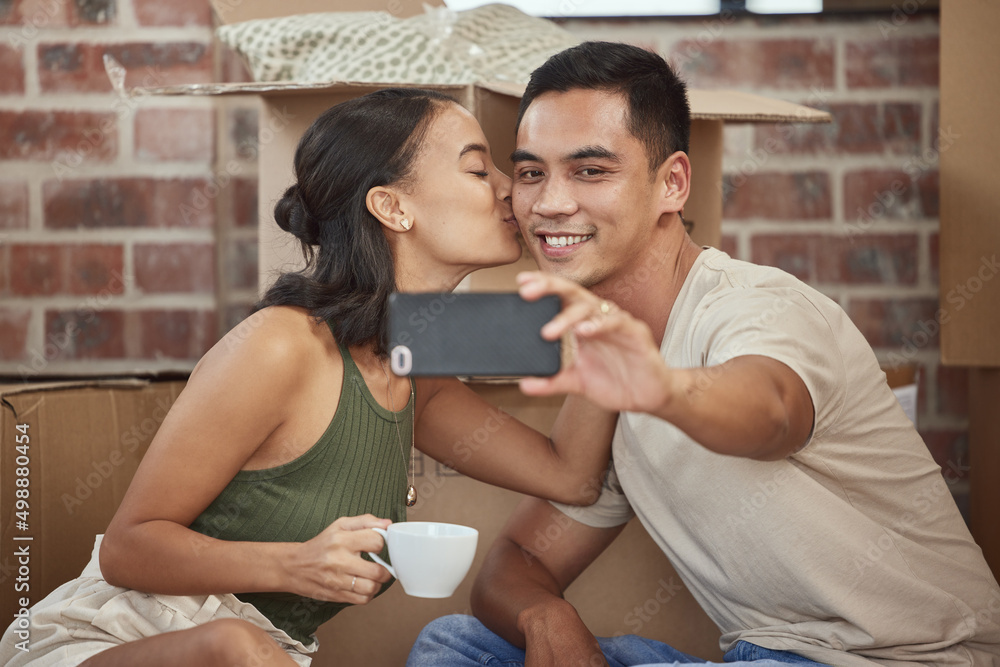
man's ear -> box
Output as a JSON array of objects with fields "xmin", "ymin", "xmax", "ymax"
[
  {"xmin": 367, "ymin": 186, "xmax": 412, "ymax": 233},
  {"xmin": 656, "ymin": 151, "xmax": 691, "ymax": 214}
]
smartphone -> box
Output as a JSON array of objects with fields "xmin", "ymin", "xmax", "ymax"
[{"xmin": 388, "ymin": 292, "xmax": 561, "ymax": 378}]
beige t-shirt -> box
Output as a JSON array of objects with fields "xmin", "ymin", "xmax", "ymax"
[{"xmin": 555, "ymin": 248, "xmax": 1000, "ymax": 666}]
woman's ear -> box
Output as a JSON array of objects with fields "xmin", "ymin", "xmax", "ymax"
[
  {"xmin": 656, "ymin": 151, "xmax": 692, "ymax": 214},
  {"xmin": 366, "ymin": 186, "xmax": 412, "ymax": 233}
]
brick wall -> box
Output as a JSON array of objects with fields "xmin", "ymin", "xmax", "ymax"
[
  {"xmin": 0, "ymin": 0, "xmax": 257, "ymax": 377},
  {"xmin": 0, "ymin": 5, "xmax": 964, "ymax": 504}
]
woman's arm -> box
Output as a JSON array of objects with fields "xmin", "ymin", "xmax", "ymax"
[
  {"xmin": 414, "ymin": 378, "xmax": 615, "ymax": 505},
  {"xmin": 100, "ymin": 308, "xmax": 391, "ymax": 602}
]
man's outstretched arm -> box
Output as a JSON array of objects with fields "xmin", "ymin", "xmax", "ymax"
[
  {"xmin": 517, "ymin": 271, "xmax": 815, "ymax": 461},
  {"xmin": 471, "ymin": 496, "xmax": 626, "ymax": 666}
]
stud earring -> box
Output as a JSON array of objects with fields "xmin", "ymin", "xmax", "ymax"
[{"xmin": 400, "ymin": 218, "xmax": 412, "ymax": 231}]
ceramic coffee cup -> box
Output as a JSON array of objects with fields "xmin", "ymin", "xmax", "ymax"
[{"xmin": 368, "ymin": 521, "xmax": 479, "ymax": 598}]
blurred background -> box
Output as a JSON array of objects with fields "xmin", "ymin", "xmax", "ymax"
[{"xmin": 0, "ymin": 1, "xmax": 961, "ymax": 508}]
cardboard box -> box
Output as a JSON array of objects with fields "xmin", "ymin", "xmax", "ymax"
[
  {"xmin": 141, "ymin": 2, "xmax": 830, "ymax": 295},
  {"xmin": 1, "ymin": 360, "xmax": 926, "ymax": 663},
  {"xmin": 1, "ymin": 368, "xmax": 924, "ymax": 664},
  {"xmin": 939, "ymin": 1, "xmax": 1000, "ymax": 577},
  {"xmin": 0, "ymin": 379, "xmax": 186, "ymax": 627},
  {"xmin": 0, "ymin": 378, "xmax": 725, "ymax": 664},
  {"xmin": 939, "ymin": 1, "xmax": 999, "ymax": 368}
]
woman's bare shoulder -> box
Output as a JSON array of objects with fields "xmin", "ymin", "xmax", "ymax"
[{"xmin": 190, "ymin": 306, "xmax": 332, "ymax": 382}]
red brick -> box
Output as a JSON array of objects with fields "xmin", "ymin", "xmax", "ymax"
[
  {"xmin": 225, "ymin": 237, "xmax": 257, "ymax": 290},
  {"xmin": 232, "ymin": 177, "xmax": 258, "ymax": 228},
  {"xmin": 8, "ymin": 243, "xmax": 126, "ymax": 296},
  {"xmin": 38, "ymin": 43, "xmax": 107, "ymax": 93},
  {"xmin": 751, "ymin": 233, "xmax": 918, "ymax": 286},
  {"xmin": 1, "ymin": 0, "xmax": 114, "ymax": 26},
  {"xmin": 818, "ymin": 234, "xmax": 918, "ymax": 285},
  {"xmin": 719, "ymin": 234, "xmax": 738, "ymax": 259},
  {"xmin": 0, "ymin": 181, "xmax": 29, "ymax": 229},
  {"xmin": 753, "ymin": 233, "xmax": 920, "ymax": 286},
  {"xmin": 929, "ymin": 232, "xmax": 939, "ymax": 285},
  {"xmin": 0, "ymin": 308, "xmax": 31, "ymax": 361},
  {"xmin": 71, "ymin": 0, "xmax": 115, "ymax": 23},
  {"xmin": 135, "ymin": 243, "xmax": 215, "ymax": 294},
  {"xmin": 10, "ymin": 244, "xmax": 62, "ymax": 295},
  {"xmin": 67, "ymin": 244, "xmax": 125, "ymax": 295},
  {"xmin": 107, "ymin": 42, "xmax": 213, "ymax": 88},
  {"xmin": 936, "ymin": 365, "xmax": 969, "ymax": 419},
  {"xmin": 915, "ymin": 169, "xmax": 939, "ymax": 219},
  {"xmin": 229, "ymin": 107, "xmax": 259, "ymax": 161},
  {"xmin": 0, "ymin": 110, "xmax": 117, "ymax": 161},
  {"xmin": 134, "ymin": 0, "xmax": 210, "ymax": 26},
  {"xmin": 919, "ymin": 429, "xmax": 969, "ymax": 483},
  {"xmin": 723, "ymin": 171, "xmax": 831, "ymax": 221},
  {"xmin": 844, "ymin": 169, "xmax": 939, "ymax": 224},
  {"xmin": 671, "ymin": 39, "xmax": 834, "ymax": 90},
  {"xmin": 750, "ymin": 234, "xmax": 818, "ymax": 282},
  {"xmin": 135, "ymin": 108, "xmax": 215, "ymax": 163},
  {"xmin": 39, "ymin": 41, "xmax": 212, "ymax": 93},
  {"xmin": 0, "ymin": 44, "xmax": 24, "ymax": 93},
  {"xmin": 884, "ymin": 103, "xmax": 922, "ymax": 150},
  {"xmin": 140, "ymin": 309, "xmax": 216, "ymax": 360},
  {"xmin": 43, "ymin": 178, "xmax": 215, "ymax": 229},
  {"xmin": 1, "ymin": 0, "xmax": 71, "ymax": 26},
  {"xmin": 755, "ymin": 103, "xmax": 921, "ymax": 155},
  {"xmin": 0, "ymin": 245, "xmax": 8, "ymax": 295},
  {"xmin": 847, "ymin": 297, "xmax": 939, "ymax": 349},
  {"xmin": 846, "ymin": 37, "xmax": 939, "ymax": 89},
  {"xmin": 44, "ymin": 309, "xmax": 125, "ymax": 359}
]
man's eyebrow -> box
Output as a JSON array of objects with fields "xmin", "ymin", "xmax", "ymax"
[
  {"xmin": 510, "ymin": 146, "xmax": 622, "ymax": 164},
  {"xmin": 459, "ymin": 143, "xmax": 489, "ymax": 158},
  {"xmin": 510, "ymin": 149, "xmax": 539, "ymax": 164},
  {"xmin": 567, "ymin": 146, "xmax": 621, "ymax": 163}
]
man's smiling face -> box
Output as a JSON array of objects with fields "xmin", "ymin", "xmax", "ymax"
[{"xmin": 512, "ymin": 88, "xmax": 666, "ymax": 290}]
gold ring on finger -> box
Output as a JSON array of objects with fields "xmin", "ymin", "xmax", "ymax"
[
  {"xmin": 351, "ymin": 576, "xmax": 357, "ymax": 592},
  {"xmin": 599, "ymin": 300, "xmax": 611, "ymax": 315}
]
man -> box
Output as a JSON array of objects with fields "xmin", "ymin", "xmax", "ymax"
[{"xmin": 407, "ymin": 42, "xmax": 1000, "ymax": 666}]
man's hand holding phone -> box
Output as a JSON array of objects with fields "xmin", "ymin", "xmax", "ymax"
[{"xmin": 516, "ymin": 271, "xmax": 672, "ymax": 415}]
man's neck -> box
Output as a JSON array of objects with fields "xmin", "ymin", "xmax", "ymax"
[{"xmin": 594, "ymin": 224, "xmax": 702, "ymax": 348}]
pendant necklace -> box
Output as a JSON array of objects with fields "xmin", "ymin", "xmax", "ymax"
[{"xmin": 381, "ymin": 360, "xmax": 417, "ymax": 507}]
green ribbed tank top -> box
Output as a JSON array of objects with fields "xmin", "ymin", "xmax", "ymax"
[{"xmin": 188, "ymin": 337, "xmax": 414, "ymax": 645}]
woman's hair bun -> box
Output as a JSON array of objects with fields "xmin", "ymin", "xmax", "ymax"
[{"xmin": 274, "ymin": 183, "xmax": 320, "ymax": 246}]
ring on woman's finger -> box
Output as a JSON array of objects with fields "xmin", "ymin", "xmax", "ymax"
[
  {"xmin": 599, "ymin": 300, "xmax": 612, "ymax": 315},
  {"xmin": 351, "ymin": 576, "xmax": 357, "ymax": 592}
]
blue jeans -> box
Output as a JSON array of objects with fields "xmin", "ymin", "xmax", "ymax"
[{"xmin": 406, "ymin": 615, "xmax": 831, "ymax": 667}]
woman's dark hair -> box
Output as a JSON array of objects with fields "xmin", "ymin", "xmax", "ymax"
[
  {"xmin": 255, "ymin": 88, "xmax": 455, "ymax": 356},
  {"xmin": 517, "ymin": 41, "xmax": 690, "ymax": 172}
]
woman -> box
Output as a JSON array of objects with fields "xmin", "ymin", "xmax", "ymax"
[{"xmin": 0, "ymin": 89, "xmax": 614, "ymax": 666}]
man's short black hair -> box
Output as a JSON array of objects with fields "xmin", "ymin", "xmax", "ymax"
[{"xmin": 517, "ymin": 41, "xmax": 691, "ymax": 172}]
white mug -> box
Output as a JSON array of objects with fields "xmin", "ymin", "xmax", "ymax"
[{"xmin": 368, "ymin": 522, "xmax": 479, "ymax": 598}]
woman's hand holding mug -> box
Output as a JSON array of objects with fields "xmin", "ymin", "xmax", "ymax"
[{"xmin": 288, "ymin": 514, "xmax": 393, "ymax": 605}]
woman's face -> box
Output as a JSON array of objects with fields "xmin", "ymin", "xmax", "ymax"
[{"xmin": 396, "ymin": 103, "xmax": 522, "ymax": 285}]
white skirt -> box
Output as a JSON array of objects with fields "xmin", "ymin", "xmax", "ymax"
[{"xmin": 0, "ymin": 536, "xmax": 317, "ymax": 667}]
